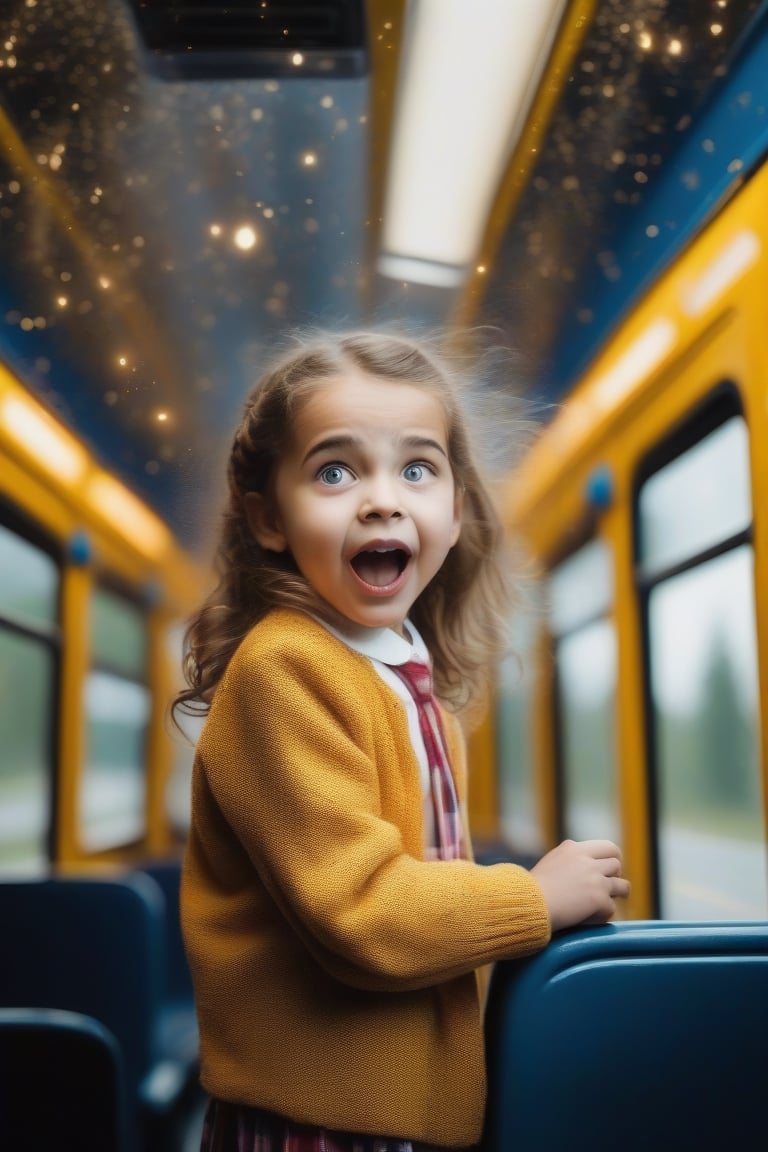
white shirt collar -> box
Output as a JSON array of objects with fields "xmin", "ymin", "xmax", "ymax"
[{"xmin": 314, "ymin": 615, "xmax": 429, "ymax": 667}]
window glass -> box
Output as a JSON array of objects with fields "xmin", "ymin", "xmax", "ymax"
[
  {"xmin": 557, "ymin": 620, "xmax": 619, "ymax": 842},
  {"xmin": 0, "ymin": 629, "xmax": 53, "ymax": 871},
  {"xmin": 550, "ymin": 539, "xmax": 620, "ymax": 845},
  {"xmin": 549, "ymin": 537, "xmax": 613, "ymax": 633},
  {"xmin": 648, "ymin": 546, "xmax": 767, "ymax": 918},
  {"xmin": 496, "ymin": 605, "xmax": 544, "ymax": 857},
  {"xmin": 0, "ymin": 519, "xmax": 58, "ymax": 871},
  {"xmin": 79, "ymin": 586, "xmax": 150, "ymax": 851},
  {"xmin": 91, "ymin": 586, "xmax": 146, "ymax": 677},
  {"xmin": 80, "ymin": 671, "xmax": 150, "ymax": 851},
  {"xmin": 638, "ymin": 417, "xmax": 750, "ymax": 575},
  {"xmin": 0, "ymin": 523, "xmax": 58, "ymax": 628}
]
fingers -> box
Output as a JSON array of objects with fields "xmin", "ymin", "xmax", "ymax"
[
  {"xmin": 581, "ymin": 876, "xmax": 631, "ymax": 927},
  {"xmin": 594, "ymin": 874, "xmax": 631, "ymax": 924},
  {"xmin": 574, "ymin": 839, "xmax": 625, "ymax": 883},
  {"xmin": 591, "ymin": 844, "xmax": 629, "ymax": 900},
  {"xmin": 531, "ymin": 839, "xmax": 631, "ymax": 933},
  {"xmin": 584, "ymin": 870, "xmax": 635, "ymax": 926},
  {"xmin": 599, "ymin": 855, "xmax": 623, "ymax": 879},
  {"xmin": 576, "ymin": 838, "xmax": 624, "ymax": 861},
  {"xmin": 611, "ymin": 876, "xmax": 631, "ymax": 900}
]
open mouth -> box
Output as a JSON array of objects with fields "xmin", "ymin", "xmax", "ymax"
[{"xmin": 350, "ymin": 547, "xmax": 410, "ymax": 588}]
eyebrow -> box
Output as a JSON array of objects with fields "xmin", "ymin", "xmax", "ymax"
[{"xmin": 302, "ymin": 434, "xmax": 448, "ymax": 466}]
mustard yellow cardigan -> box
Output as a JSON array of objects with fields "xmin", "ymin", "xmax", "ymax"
[{"xmin": 181, "ymin": 608, "xmax": 550, "ymax": 1148}]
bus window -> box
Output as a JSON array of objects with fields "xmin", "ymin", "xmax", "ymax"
[
  {"xmin": 0, "ymin": 522, "xmax": 58, "ymax": 870},
  {"xmin": 638, "ymin": 412, "xmax": 768, "ymax": 919},
  {"xmin": 550, "ymin": 539, "xmax": 620, "ymax": 843},
  {"xmin": 496, "ymin": 597, "xmax": 545, "ymax": 859},
  {"xmin": 80, "ymin": 586, "xmax": 149, "ymax": 851}
]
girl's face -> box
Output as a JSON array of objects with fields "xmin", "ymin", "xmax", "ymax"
[{"xmin": 245, "ymin": 370, "xmax": 462, "ymax": 636}]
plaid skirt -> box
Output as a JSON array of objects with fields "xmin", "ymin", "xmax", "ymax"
[{"xmin": 200, "ymin": 1098, "xmax": 453, "ymax": 1152}]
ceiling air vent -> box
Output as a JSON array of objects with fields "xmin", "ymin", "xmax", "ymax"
[{"xmin": 125, "ymin": 0, "xmax": 368, "ymax": 80}]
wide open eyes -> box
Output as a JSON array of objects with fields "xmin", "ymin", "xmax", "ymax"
[
  {"xmin": 318, "ymin": 463, "xmax": 352, "ymax": 486},
  {"xmin": 316, "ymin": 460, "xmax": 436, "ymax": 487}
]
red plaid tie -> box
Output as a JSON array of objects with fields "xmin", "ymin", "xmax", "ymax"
[{"xmin": 392, "ymin": 659, "xmax": 465, "ymax": 861}]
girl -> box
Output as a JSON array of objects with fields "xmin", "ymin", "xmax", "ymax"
[{"xmin": 174, "ymin": 330, "xmax": 629, "ymax": 1152}]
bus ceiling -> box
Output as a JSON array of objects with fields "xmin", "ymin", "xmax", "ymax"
[{"xmin": 124, "ymin": 0, "xmax": 370, "ymax": 80}]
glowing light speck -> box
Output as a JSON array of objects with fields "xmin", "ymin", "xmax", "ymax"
[
  {"xmin": 301, "ymin": 151, "xmax": 318, "ymax": 168},
  {"xmin": 234, "ymin": 225, "xmax": 258, "ymax": 251}
]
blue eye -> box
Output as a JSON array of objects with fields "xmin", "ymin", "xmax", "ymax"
[
  {"xmin": 319, "ymin": 464, "xmax": 347, "ymax": 485},
  {"xmin": 403, "ymin": 463, "xmax": 424, "ymax": 482}
]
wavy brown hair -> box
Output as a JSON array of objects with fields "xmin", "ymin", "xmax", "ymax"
[{"xmin": 173, "ymin": 330, "xmax": 517, "ymax": 721}]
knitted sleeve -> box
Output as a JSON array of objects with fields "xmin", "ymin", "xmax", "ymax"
[{"xmin": 198, "ymin": 612, "xmax": 551, "ymax": 992}]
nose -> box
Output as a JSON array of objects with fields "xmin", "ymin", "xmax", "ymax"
[{"xmin": 358, "ymin": 474, "xmax": 403, "ymax": 520}]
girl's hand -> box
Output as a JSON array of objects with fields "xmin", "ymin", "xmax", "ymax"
[{"xmin": 530, "ymin": 839, "xmax": 630, "ymax": 932}]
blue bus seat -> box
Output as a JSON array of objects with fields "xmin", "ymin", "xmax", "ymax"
[
  {"xmin": 139, "ymin": 859, "xmax": 194, "ymax": 1002},
  {"xmin": 482, "ymin": 920, "xmax": 768, "ymax": 1152},
  {"xmin": 0, "ymin": 1006, "xmax": 129, "ymax": 1152},
  {"xmin": 137, "ymin": 860, "xmax": 198, "ymax": 1072},
  {"xmin": 0, "ymin": 873, "xmax": 199, "ymax": 1150},
  {"xmin": 473, "ymin": 840, "xmax": 539, "ymax": 869}
]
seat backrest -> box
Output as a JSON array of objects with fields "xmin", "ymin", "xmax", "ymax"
[
  {"xmin": 0, "ymin": 874, "xmax": 166, "ymax": 1111},
  {"xmin": 483, "ymin": 920, "xmax": 768, "ymax": 1152},
  {"xmin": 139, "ymin": 859, "xmax": 194, "ymax": 1003},
  {"xmin": 0, "ymin": 1007, "xmax": 129, "ymax": 1152}
]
